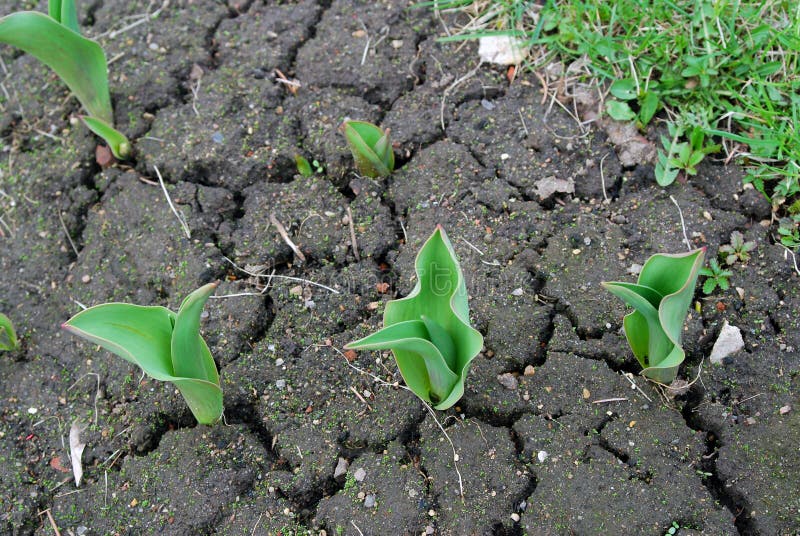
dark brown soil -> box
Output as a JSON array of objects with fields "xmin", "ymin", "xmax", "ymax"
[{"xmin": 0, "ymin": 1, "xmax": 797, "ymax": 535}]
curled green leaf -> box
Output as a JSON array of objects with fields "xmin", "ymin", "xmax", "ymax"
[
  {"xmin": 346, "ymin": 226, "xmax": 483, "ymax": 410},
  {"xmin": 0, "ymin": 312, "xmax": 18, "ymax": 351},
  {"xmin": 342, "ymin": 120, "xmax": 395, "ymax": 178},
  {"xmin": 0, "ymin": 2, "xmax": 131, "ymax": 157},
  {"xmin": 602, "ymin": 248, "xmax": 705, "ymax": 384},
  {"xmin": 63, "ymin": 283, "xmax": 222, "ymax": 424}
]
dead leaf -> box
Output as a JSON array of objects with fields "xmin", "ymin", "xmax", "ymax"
[
  {"xmin": 69, "ymin": 420, "xmax": 87, "ymax": 487},
  {"xmin": 375, "ymin": 282, "xmax": 390, "ymax": 294}
]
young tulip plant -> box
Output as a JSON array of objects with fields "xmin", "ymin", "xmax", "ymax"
[
  {"xmin": 602, "ymin": 248, "xmax": 705, "ymax": 385},
  {"xmin": 0, "ymin": 0, "xmax": 131, "ymax": 158},
  {"xmin": 0, "ymin": 312, "xmax": 18, "ymax": 351},
  {"xmin": 346, "ymin": 226, "xmax": 483, "ymax": 410},
  {"xmin": 63, "ymin": 283, "xmax": 222, "ymax": 424},
  {"xmin": 341, "ymin": 120, "xmax": 395, "ymax": 178}
]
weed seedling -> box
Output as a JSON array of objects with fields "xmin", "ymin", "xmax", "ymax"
[
  {"xmin": 656, "ymin": 125, "xmax": 720, "ymax": 186},
  {"xmin": 0, "ymin": 0, "xmax": 131, "ymax": 158},
  {"xmin": 602, "ymin": 248, "xmax": 705, "ymax": 384},
  {"xmin": 700, "ymin": 258, "xmax": 732, "ymax": 294},
  {"xmin": 0, "ymin": 312, "xmax": 18, "ymax": 351},
  {"xmin": 346, "ymin": 226, "xmax": 483, "ymax": 410},
  {"xmin": 719, "ymin": 231, "xmax": 755, "ymax": 265},
  {"xmin": 341, "ymin": 120, "xmax": 395, "ymax": 178},
  {"xmin": 63, "ymin": 283, "xmax": 222, "ymax": 424}
]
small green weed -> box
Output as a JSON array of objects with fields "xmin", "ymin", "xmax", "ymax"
[
  {"xmin": 719, "ymin": 231, "xmax": 756, "ymax": 265},
  {"xmin": 700, "ymin": 258, "xmax": 733, "ymax": 294}
]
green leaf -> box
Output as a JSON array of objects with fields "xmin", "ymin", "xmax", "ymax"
[
  {"xmin": 606, "ymin": 100, "xmax": 636, "ymax": 121},
  {"xmin": 49, "ymin": 0, "xmax": 79, "ymax": 34},
  {"xmin": 638, "ymin": 91, "xmax": 659, "ymax": 125},
  {"xmin": 295, "ymin": 155, "xmax": 313, "ymax": 178},
  {"xmin": 347, "ymin": 226, "xmax": 483, "ymax": 410},
  {"xmin": 342, "ymin": 120, "xmax": 395, "ymax": 178},
  {"xmin": 63, "ymin": 284, "xmax": 222, "ymax": 425},
  {"xmin": 609, "ymin": 79, "xmax": 637, "ymax": 100},
  {"xmin": 81, "ymin": 116, "xmax": 131, "ymax": 159},
  {"xmin": 0, "ymin": 11, "xmax": 112, "ymax": 124},
  {"xmin": 0, "ymin": 312, "xmax": 18, "ymax": 351},
  {"xmin": 603, "ymin": 249, "xmax": 705, "ymax": 383}
]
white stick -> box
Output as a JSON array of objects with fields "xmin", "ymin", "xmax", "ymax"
[{"xmin": 154, "ymin": 166, "xmax": 190, "ymax": 239}]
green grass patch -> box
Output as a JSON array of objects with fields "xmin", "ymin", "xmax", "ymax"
[{"xmin": 424, "ymin": 0, "xmax": 800, "ymax": 245}]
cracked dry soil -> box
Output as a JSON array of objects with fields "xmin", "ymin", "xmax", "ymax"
[{"xmin": 0, "ymin": 0, "xmax": 798, "ymax": 535}]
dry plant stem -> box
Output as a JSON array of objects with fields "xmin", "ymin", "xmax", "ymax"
[
  {"xmin": 351, "ymin": 521, "xmax": 365, "ymax": 536},
  {"xmin": 670, "ymin": 195, "xmax": 692, "ymax": 251},
  {"xmin": 781, "ymin": 244, "xmax": 800, "ymax": 276},
  {"xmin": 37, "ymin": 509, "xmax": 61, "ymax": 536},
  {"xmin": 623, "ymin": 372, "xmax": 653, "ymax": 403},
  {"xmin": 328, "ymin": 344, "xmax": 465, "ymax": 500},
  {"xmin": 251, "ymin": 512, "xmax": 263, "ymax": 536},
  {"xmin": 346, "ymin": 206, "xmax": 360, "ymax": 261},
  {"xmin": 593, "ymin": 397, "xmax": 629, "ymax": 404},
  {"xmin": 440, "ymin": 62, "xmax": 483, "ymax": 131},
  {"xmin": 269, "ymin": 212, "xmax": 306, "ymax": 263},
  {"xmin": 153, "ymin": 165, "xmax": 190, "ymax": 239},
  {"xmin": 221, "ymin": 256, "xmax": 340, "ymax": 294},
  {"xmin": 57, "ymin": 209, "xmax": 78, "ymax": 257},
  {"xmin": 599, "ymin": 152, "xmax": 610, "ymax": 203}
]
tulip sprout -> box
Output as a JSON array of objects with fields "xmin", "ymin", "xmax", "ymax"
[
  {"xmin": 0, "ymin": 0, "xmax": 131, "ymax": 158},
  {"xmin": 0, "ymin": 312, "xmax": 18, "ymax": 351},
  {"xmin": 63, "ymin": 283, "xmax": 222, "ymax": 424},
  {"xmin": 602, "ymin": 249, "xmax": 705, "ymax": 384},
  {"xmin": 346, "ymin": 226, "xmax": 483, "ymax": 410},
  {"xmin": 341, "ymin": 120, "xmax": 395, "ymax": 178}
]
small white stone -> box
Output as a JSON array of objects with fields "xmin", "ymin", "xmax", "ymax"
[
  {"xmin": 354, "ymin": 467, "xmax": 367, "ymax": 482},
  {"xmin": 709, "ymin": 321, "xmax": 744, "ymax": 364},
  {"xmin": 478, "ymin": 35, "xmax": 530, "ymax": 65},
  {"xmin": 511, "ymin": 288, "xmax": 524, "ymax": 296},
  {"xmin": 27, "ymin": 407, "xmax": 37, "ymax": 415},
  {"xmin": 511, "ymin": 513, "xmax": 521, "ymax": 522},
  {"xmin": 537, "ymin": 450, "xmax": 548, "ymax": 463}
]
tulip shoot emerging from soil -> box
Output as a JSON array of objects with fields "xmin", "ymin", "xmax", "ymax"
[
  {"xmin": 0, "ymin": 312, "xmax": 18, "ymax": 351},
  {"xmin": 62, "ymin": 283, "xmax": 222, "ymax": 425},
  {"xmin": 341, "ymin": 120, "xmax": 395, "ymax": 178},
  {"xmin": 346, "ymin": 226, "xmax": 483, "ymax": 410},
  {"xmin": 0, "ymin": 0, "xmax": 131, "ymax": 158},
  {"xmin": 602, "ymin": 248, "xmax": 705, "ymax": 384}
]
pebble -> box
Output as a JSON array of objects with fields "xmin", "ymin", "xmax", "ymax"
[
  {"xmin": 425, "ymin": 526, "xmax": 435, "ymax": 535},
  {"xmin": 275, "ymin": 380, "xmax": 286, "ymax": 389},
  {"xmin": 81, "ymin": 274, "xmax": 91, "ymax": 283},
  {"xmin": 511, "ymin": 288, "xmax": 524, "ymax": 296},
  {"xmin": 275, "ymin": 358, "xmax": 284, "ymax": 367},
  {"xmin": 364, "ymin": 494, "xmax": 376, "ymax": 508},
  {"xmin": 497, "ymin": 373, "xmax": 518, "ymax": 390},
  {"xmin": 211, "ymin": 132, "xmax": 224, "ymax": 144},
  {"xmin": 511, "ymin": 513, "xmax": 521, "ymax": 522},
  {"xmin": 353, "ymin": 467, "xmax": 366, "ymax": 482},
  {"xmin": 780, "ymin": 405, "xmax": 791, "ymax": 415},
  {"xmin": 709, "ymin": 321, "xmax": 744, "ymax": 364},
  {"xmin": 334, "ymin": 458, "xmax": 349, "ymax": 479},
  {"xmin": 537, "ymin": 450, "xmax": 548, "ymax": 463},
  {"xmin": 523, "ymin": 365, "xmax": 535, "ymax": 376}
]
